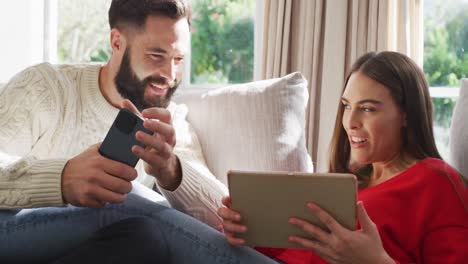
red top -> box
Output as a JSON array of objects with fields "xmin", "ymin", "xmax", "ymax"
[{"xmin": 256, "ymin": 158, "xmax": 468, "ymax": 263}]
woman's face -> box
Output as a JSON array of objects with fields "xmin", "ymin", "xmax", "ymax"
[{"xmin": 341, "ymin": 72, "xmax": 406, "ymax": 165}]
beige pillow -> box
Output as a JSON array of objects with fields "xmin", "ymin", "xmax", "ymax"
[
  {"xmin": 449, "ymin": 78, "xmax": 468, "ymax": 179},
  {"xmin": 175, "ymin": 72, "xmax": 313, "ymax": 184}
]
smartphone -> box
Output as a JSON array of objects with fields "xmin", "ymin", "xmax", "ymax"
[{"xmin": 99, "ymin": 108, "xmax": 153, "ymax": 167}]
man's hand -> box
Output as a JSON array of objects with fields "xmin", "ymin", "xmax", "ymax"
[
  {"xmin": 61, "ymin": 143, "xmax": 138, "ymax": 208},
  {"xmin": 122, "ymin": 100, "xmax": 182, "ymax": 191}
]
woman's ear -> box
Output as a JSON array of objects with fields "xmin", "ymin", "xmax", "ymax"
[{"xmin": 402, "ymin": 112, "xmax": 407, "ymax": 127}]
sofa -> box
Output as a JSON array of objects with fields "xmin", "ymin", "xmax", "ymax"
[
  {"xmin": 449, "ymin": 78, "xmax": 468, "ymax": 179},
  {"xmin": 173, "ymin": 72, "xmax": 314, "ymax": 181}
]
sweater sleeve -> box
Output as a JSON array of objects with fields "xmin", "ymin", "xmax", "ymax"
[
  {"xmin": 421, "ymin": 226, "xmax": 468, "ymax": 264},
  {"xmin": 158, "ymin": 104, "xmax": 228, "ymax": 228},
  {"xmin": 0, "ymin": 66, "xmax": 67, "ymax": 208},
  {"xmin": 420, "ymin": 162, "xmax": 468, "ymax": 263}
]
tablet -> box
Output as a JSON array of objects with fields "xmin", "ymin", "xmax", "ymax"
[{"xmin": 227, "ymin": 171, "xmax": 357, "ymax": 249}]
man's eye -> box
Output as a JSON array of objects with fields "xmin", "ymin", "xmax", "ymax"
[{"xmin": 150, "ymin": 54, "xmax": 163, "ymax": 60}]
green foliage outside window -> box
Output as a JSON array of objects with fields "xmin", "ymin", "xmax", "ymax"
[
  {"xmin": 424, "ymin": 10, "xmax": 468, "ymax": 87},
  {"xmin": 423, "ymin": 0, "xmax": 467, "ymax": 158},
  {"xmin": 424, "ymin": 0, "xmax": 467, "ymax": 127},
  {"xmin": 190, "ymin": 0, "xmax": 254, "ymax": 84},
  {"xmin": 58, "ymin": 0, "xmax": 111, "ymax": 63}
]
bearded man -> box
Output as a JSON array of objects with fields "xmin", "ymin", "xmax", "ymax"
[{"xmin": 0, "ymin": 0, "xmax": 227, "ymax": 262}]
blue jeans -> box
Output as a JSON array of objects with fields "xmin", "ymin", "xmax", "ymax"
[{"xmin": 0, "ymin": 182, "xmax": 278, "ymax": 264}]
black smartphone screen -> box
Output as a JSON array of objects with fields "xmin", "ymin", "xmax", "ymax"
[{"xmin": 98, "ymin": 108, "xmax": 153, "ymax": 167}]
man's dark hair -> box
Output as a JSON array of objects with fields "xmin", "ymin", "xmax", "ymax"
[{"xmin": 109, "ymin": 0, "xmax": 191, "ymax": 31}]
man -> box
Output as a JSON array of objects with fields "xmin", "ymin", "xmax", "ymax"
[{"xmin": 0, "ymin": 0, "xmax": 227, "ymax": 262}]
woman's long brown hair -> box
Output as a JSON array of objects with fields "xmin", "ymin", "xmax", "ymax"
[{"xmin": 328, "ymin": 51, "xmax": 467, "ymax": 191}]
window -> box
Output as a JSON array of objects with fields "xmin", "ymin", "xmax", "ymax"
[
  {"xmin": 54, "ymin": 0, "xmax": 255, "ymax": 88},
  {"xmin": 56, "ymin": 0, "xmax": 111, "ymax": 63},
  {"xmin": 424, "ymin": 0, "xmax": 468, "ymax": 159},
  {"xmin": 0, "ymin": 0, "xmax": 46, "ymax": 83},
  {"xmin": 189, "ymin": 0, "xmax": 255, "ymax": 85}
]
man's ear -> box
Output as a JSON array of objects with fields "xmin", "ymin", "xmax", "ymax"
[{"xmin": 110, "ymin": 28, "xmax": 126, "ymax": 53}]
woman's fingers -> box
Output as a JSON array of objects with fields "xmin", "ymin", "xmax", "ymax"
[
  {"xmin": 218, "ymin": 201, "xmax": 248, "ymax": 245},
  {"xmin": 222, "ymin": 219, "xmax": 247, "ymax": 234},
  {"xmin": 225, "ymin": 232, "xmax": 246, "ymax": 246},
  {"xmin": 288, "ymin": 235, "xmax": 335, "ymax": 261},
  {"xmin": 217, "ymin": 206, "xmax": 241, "ymax": 221},
  {"xmin": 289, "ymin": 217, "xmax": 331, "ymax": 243},
  {"xmin": 307, "ymin": 202, "xmax": 346, "ymax": 236},
  {"xmin": 356, "ymin": 201, "xmax": 376, "ymax": 233},
  {"xmin": 221, "ymin": 196, "xmax": 231, "ymax": 207}
]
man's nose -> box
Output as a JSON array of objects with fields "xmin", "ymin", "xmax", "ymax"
[{"xmin": 160, "ymin": 59, "xmax": 176, "ymax": 82}]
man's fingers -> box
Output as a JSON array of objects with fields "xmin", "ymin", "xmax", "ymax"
[
  {"xmin": 92, "ymin": 142, "xmax": 102, "ymax": 149},
  {"xmin": 142, "ymin": 108, "xmax": 172, "ymax": 124},
  {"xmin": 142, "ymin": 119, "xmax": 175, "ymax": 144},
  {"xmin": 85, "ymin": 199, "xmax": 107, "ymax": 209},
  {"xmin": 76, "ymin": 185, "xmax": 124, "ymax": 207},
  {"xmin": 91, "ymin": 185, "xmax": 126, "ymax": 204},
  {"xmin": 132, "ymin": 145, "xmax": 170, "ymax": 168},
  {"xmin": 94, "ymin": 173, "xmax": 133, "ymax": 195},
  {"xmin": 122, "ymin": 99, "xmax": 142, "ymax": 117},
  {"xmin": 100, "ymin": 157, "xmax": 138, "ymax": 181},
  {"xmin": 135, "ymin": 132, "xmax": 172, "ymax": 159}
]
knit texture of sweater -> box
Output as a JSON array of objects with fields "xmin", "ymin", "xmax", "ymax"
[{"xmin": 0, "ymin": 63, "xmax": 228, "ymax": 228}]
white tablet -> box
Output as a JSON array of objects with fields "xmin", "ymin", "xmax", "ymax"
[{"xmin": 227, "ymin": 171, "xmax": 357, "ymax": 248}]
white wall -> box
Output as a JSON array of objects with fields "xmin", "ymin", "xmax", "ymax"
[{"xmin": 0, "ymin": 0, "xmax": 45, "ymax": 83}]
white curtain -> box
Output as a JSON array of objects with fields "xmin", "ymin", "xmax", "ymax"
[{"xmin": 255, "ymin": 0, "xmax": 423, "ymax": 171}]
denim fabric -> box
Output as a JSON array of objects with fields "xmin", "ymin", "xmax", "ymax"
[
  {"xmin": 0, "ymin": 182, "xmax": 278, "ymax": 264},
  {"xmin": 51, "ymin": 217, "xmax": 172, "ymax": 264}
]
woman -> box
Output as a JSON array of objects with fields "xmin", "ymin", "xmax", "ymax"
[{"xmin": 219, "ymin": 51, "xmax": 468, "ymax": 263}]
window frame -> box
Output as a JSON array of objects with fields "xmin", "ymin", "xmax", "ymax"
[{"xmin": 429, "ymin": 86, "xmax": 460, "ymax": 98}]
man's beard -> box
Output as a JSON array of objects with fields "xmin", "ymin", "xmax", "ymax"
[{"xmin": 114, "ymin": 48, "xmax": 179, "ymax": 111}]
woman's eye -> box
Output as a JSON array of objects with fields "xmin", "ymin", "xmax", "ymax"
[
  {"xmin": 361, "ymin": 107, "xmax": 375, "ymax": 112},
  {"xmin": 342, "ymin": 103, "xmax": 351, "ymax": 110}
]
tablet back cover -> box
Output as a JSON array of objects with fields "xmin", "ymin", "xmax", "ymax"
[{"xmin": 228, "ymin": 171, "xmax": 357, "ymax": 248}]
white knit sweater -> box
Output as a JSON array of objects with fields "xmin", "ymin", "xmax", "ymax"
[{"xmin": 0, "ymin": 63, "xmax": 228, "ymax": 228}]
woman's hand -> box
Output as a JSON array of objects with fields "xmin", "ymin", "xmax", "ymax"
[
  {"xmin": 288, "ymin": 201, "xmax": 394, "ymax": 264},
  {"xmin": 217, "ymin": 196, "xmax": 248, "ymax": 246}
]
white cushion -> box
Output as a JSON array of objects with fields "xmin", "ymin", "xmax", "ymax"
[
  {"xmin": 174, "ymin": 72, "xmax": 313, "ymax": 184},
  {"xmin": 449, "ymin": 78, "xmax": 468, "ymax": 179}
]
